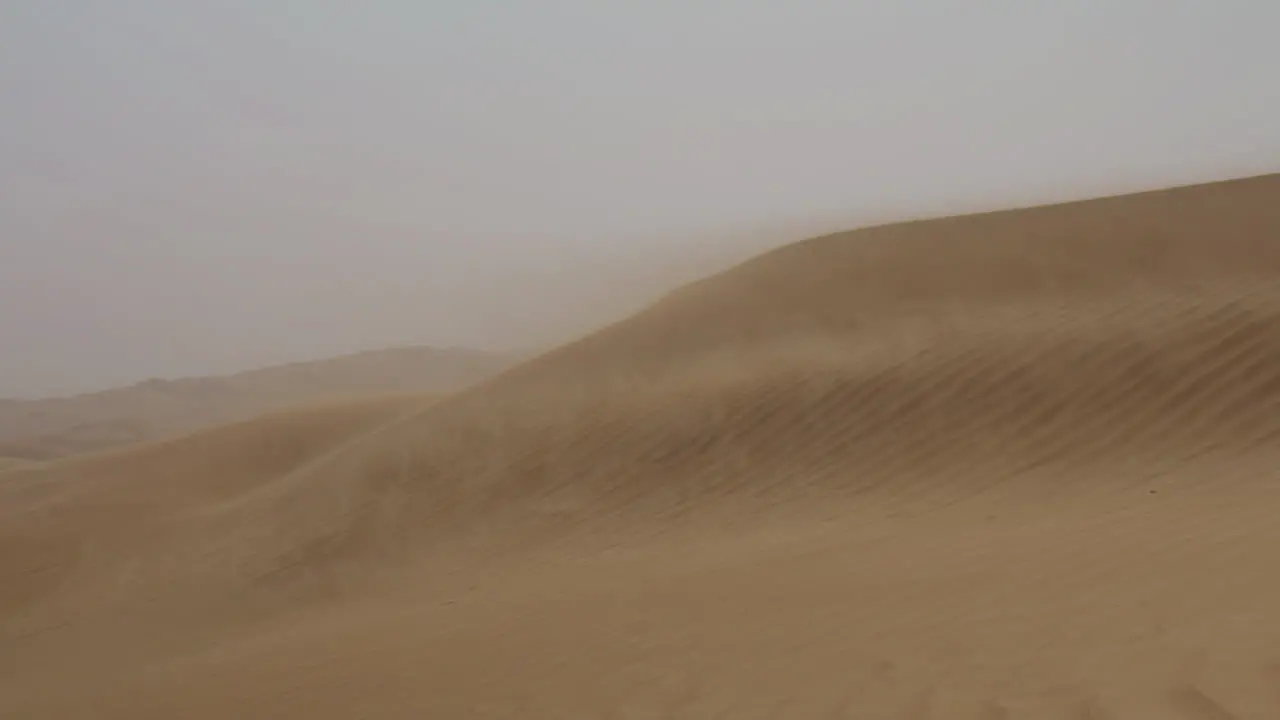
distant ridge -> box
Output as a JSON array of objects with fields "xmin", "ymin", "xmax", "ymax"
[{"xmin": 0, "ymin": 346, "xmax": 513, "ymax": 459}]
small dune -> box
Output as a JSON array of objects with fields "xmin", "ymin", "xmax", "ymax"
[
  {"xmin": 4, "ymin": 174, "xmax": 1280, "ymax": 718},
  {"xmin": 0, "ymin": 394, "xmax": 429, "ymax": 632}
]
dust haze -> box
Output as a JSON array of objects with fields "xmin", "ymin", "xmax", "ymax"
[{"xmin": 3, "ymin": 1, "xmax": 1277, "ymax": 397}]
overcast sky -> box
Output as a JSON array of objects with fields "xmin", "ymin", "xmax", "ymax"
[{"xmin": 2, "ymin": 1, "xmax": 1277, "ymax": 397}]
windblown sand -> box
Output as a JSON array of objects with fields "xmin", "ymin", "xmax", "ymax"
[{"xmin": 4, "ymin": 175, "xmax": 1280, "ymax": 718}]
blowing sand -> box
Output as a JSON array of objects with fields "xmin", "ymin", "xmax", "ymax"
[{"xmin": 4, "ymin": 174, "xmax": 1280, "ymax": 718}]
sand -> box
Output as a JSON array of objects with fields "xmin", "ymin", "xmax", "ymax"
[{"xmin": 3, "ymin": 174, "xmax": 1280, "ymax": 718}]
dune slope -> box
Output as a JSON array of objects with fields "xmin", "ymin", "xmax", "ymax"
[
  {"xmin": 0, "ymin": 395, "xmax": 429, "ymax": 637},
  {"xmin": 4, "ymin": 174, "xmax": 1280, "ymax": 718}
]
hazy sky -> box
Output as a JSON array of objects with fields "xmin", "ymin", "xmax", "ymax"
[{"xmin": 2, "ymin": 1, "xmax": 1277, "ymax": 397}]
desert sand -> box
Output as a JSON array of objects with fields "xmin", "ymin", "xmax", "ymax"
[
  {"xmin": 0, "ymin": 346, "xmax": 512, "ymax": 460},
  {"xmin": 3, "ymin": 174, "xmax": 1280, "ymax": 718}
]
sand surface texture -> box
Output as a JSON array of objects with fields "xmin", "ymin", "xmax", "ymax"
[{"xmin": 4, "ymin": 175, "xmax": 1280, "ymax": 718}]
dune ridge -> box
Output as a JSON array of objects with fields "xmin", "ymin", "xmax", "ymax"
[{"xmin": 4, "ymin": 174, "xmax": 1280, "ymax": 718}]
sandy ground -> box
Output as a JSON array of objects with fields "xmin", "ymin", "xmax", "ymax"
[{"xmin": 3, "ymin": 174, "xmax": 1280, "ymax": 718}]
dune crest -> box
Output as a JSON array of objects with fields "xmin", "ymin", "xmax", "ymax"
[{"xmin": 5, "ymin": 174, "xmax": 1280, "ymax": 718}]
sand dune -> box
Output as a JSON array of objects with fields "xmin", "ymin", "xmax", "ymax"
[
  {"xmin": 4, "ymin": 174, "xmax": 1280, "ymax": 718},
  {"xmin": 0, "ymin": 346, "xmax": 512, "ymax": 460}
]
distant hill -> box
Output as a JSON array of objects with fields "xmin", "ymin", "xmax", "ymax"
[{"xmin": 0, "ymin": 346, "xmax": 513, "ymax": 459}]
